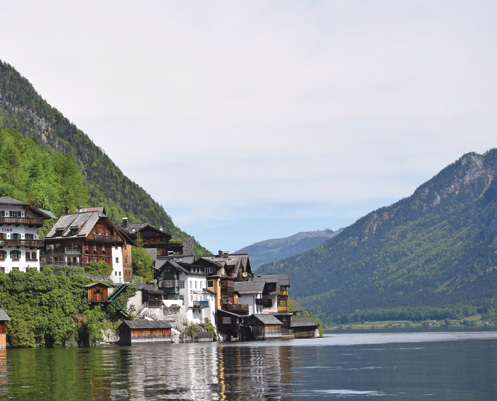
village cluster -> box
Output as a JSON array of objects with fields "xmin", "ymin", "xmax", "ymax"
[{"xmin": 0, "ymin": 196, "xmax": 319, "ymax": 347}]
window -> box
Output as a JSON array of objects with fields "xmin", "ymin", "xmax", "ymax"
[
  {"xmin": 10, "ymin": 250, "xmax": 20, "ymax": 260},
  {"xmin": 0, "ymin": 251, "xmax": 6, "ymax": 260},
  {"xmin": 9, "ymin": 211, "xmax": 22, "ymax": 218},
  {"xmin": 115, "ymin": 257, "xmax": 119, "ymax": 263},
  {"xmin": 0, "ymin": 211, "xmax": 4, "ymax": 217},
  {"xmin": 222, "ymin": 317, "xmax": 231, "ymax": 324},
  {"xmin": 32, "ymin": 252, "xmax": 36, "ymax": 260},
  {"xmin": 179, "ymin": 280, "xmax": 185, "ymax": 289},
  {"xmin": 207, "ymin": 280, "xmax": 214, "ymax": 287},
  {"xmin": 25, "ymin": 252, "xmax": 30, "ymax": 260},
  {"xmin": 25, "ymin": 233, "xmax": 33, "ymax": 240},
  {"xmin": 12, "ymin": 233, "xmax": 19, "ymax": 240}
]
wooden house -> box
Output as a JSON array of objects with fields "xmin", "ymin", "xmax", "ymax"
[
  {"xmin": 0, "ymin": 309, "xmax": 11, "ymax": 349},
  {"xmin": 242, "ymin": 314, "xmax": 283, "ymax": 341},
  {"xmin": 43, "ymin": 208, "xmax": 134, "ymax": 282},
  {"xmin": 85, "ymin": 283, "xmax": 109, "ymax": 303},
  {"xmin": 118, "ymin": 320, "xmax": 172, "ymax": 345}
]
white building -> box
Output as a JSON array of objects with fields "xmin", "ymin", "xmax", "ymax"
[
  {"xmin": 0, "ymin": 196, "xmax": 53, "ymax": 273},
  {"xmin": 158, "ymin": 260, "xmax": 216, "ymax": 325}
]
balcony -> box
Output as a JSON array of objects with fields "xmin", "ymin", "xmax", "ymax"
[
  {"xmin": 193, "ymin": 301, "xmax": 209, "ymax": 309},
  {"xmin": 256, "ymin": 298, "xmax": 273, "ymax": 308},
  {"xmin": 44, "ymin": 247, "xmax": 82, "ymax": 256},
  {"xmin": 0, "ymin": 239, "xmax": 44, "ymax": 248},
  {"xmin": 0, "ymin": 217, "xmax": 44, "ymax": 226},
  {"xmin": 87, "ymin": 234, "xmax": 122, "ymax": 242},
  {"xmin": 222, "ymin": 303, "xmax": 249, "ymax": 315}
]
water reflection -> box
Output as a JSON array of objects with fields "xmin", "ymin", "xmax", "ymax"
[
  {"xmin": 1, "ymin": 332, "xmax": 497, "ymax": 400},
  {"xmin": 217, "ymin": 344, "xmax": 293, "ymax": 400}
]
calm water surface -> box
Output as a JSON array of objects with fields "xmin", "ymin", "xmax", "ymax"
[{"xmin": 1, "ymin": 331, "xmax": 497, "ymax": 400}]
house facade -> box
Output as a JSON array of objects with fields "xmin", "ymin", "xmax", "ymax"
[
  {"xmin": 0, "ymin": 196, "xmax": 53, "ymax": 273},
  {"xmin": 157, "ymin": 260, "xmax": 216, "ymax": 324},
  {"xmin": 43, "ymin": 208, "xmax": 134, "ymax": 283}
]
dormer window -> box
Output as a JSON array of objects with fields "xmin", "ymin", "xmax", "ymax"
[{"xmin": 55, "ymin": 228, "xmax": 64, "ymax": 237}]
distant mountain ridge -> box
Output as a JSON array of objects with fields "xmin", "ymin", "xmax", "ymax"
[
  {"xmin": 258, "ymin": 150, "xmax": 497, "ymax": 323},
  {"xmin": 0, "ymin": 60, "xmax": 209, "ymax": 255},
  {"xmin": 236, "ymin": 229, "xmax": 341, "ymax": 270}
]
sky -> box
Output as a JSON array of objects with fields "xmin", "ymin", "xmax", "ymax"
[{"xmin": 1, "ymin": 1, "xmax": 496, "ymax": 253}]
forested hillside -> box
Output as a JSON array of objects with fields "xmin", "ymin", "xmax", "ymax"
[
  {"xmin": 0, "ymin": 61, "xmax": 208, "ymax": 255},
  {"xmin": 259, "ymin": 150, "xmax": 497, "ymax": 323},
  {"xmin": 236, "ymin": 229, "xmax": 340, "ymax": 270}
]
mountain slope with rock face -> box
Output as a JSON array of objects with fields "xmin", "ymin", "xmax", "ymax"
[{"xmin": 258, "ymin": 150, "xmax": 497, "ymax": 322}]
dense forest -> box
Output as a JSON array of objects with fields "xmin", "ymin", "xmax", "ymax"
[
  {"xmin": 0, "ymin": 60, "xmax": 209, "ymax": 256},
  {"xmin": 259, "ymin": 150, "xmax": 497, "ymax": 324},
  {"xmin": 0, "ymin": 268, "xmax": 135, "ymax": 348}
]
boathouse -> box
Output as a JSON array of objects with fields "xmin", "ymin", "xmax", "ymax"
[
  {"xmin": 242, "ymin": 314, "xmax": 283, "ymax": 340},
  {"xmin": 290, "ymin": 316, "xmax": 319, "ymax": 338},
  {"xmin": 0, "ymin": 309, "xmax": 11, "ymax": 349},
  {"xmin": 118, "ymin": 320, "xmax": 172, "ymax": 345}
]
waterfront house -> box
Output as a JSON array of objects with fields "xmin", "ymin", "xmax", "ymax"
[
  {"xmin": 0, "ymin": 196, "xmax": 54, "ymax": 273},
  {"xmin": 251, "ymin": 273, "xmax": 292, "ymax": 328},
  {"xmin": 118, "ymin": 320, "xmax": 172, "ymax": 345},
  {"xmin": 43, "ymin": 207, "xmax": 134, "ymax": 282},
  {"xmin": 0, "ymin": 309, "xmax": 10, "ymax": 349}
]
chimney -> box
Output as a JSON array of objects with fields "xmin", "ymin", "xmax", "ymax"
[
  {"xmin": 77, "ymin": 206, "xmax": 83, "ymax": 213},
  {"xmin": 122, "ymin": 217, "xmax": 128, "ymax": 228},
  {"xmin": 65, "ymin": 207, "xmax": 70, "ymax": 215},
  {"xmin": 159, "ymin": 225, "xmax": 163, "ymax": 232}
]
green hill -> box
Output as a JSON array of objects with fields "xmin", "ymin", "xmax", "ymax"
[
  {"xmin": 0, "ymin": 60, "xmax": 208, "ymax": 255},
  {"xmin": 259, "ymin": 150, "xmax": 497, "ymax": 323}
]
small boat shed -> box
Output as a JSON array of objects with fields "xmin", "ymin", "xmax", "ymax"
[
  {"xmin": 0, "ymin": 309, "xmax": 11, "ymax": 349},
  {"xmin": 118, "ymin": 320, "xmax": 172, "ymax": 345},
  {"xmin": 242, "ymin": 314, "xmax": 283, "ymax": 340}
]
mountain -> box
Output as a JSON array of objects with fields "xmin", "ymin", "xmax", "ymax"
[
  {"xmin": 0, "ymin": 61, "xmax": 209, "ymax": 255},
  {"xmin": 236, "ymin": 229, "xmax": 341, "ymax": 270},
  {"xmin": 258, "ymin": 150, "xmax": 497, "ymax": 323}
]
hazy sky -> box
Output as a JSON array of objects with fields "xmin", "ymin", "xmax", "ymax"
[{"xmin": 1, "ymin": 1, "xmax": 496, "ymax": 252}]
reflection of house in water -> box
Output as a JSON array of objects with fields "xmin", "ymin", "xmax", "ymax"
[{"xmin": 217, "ymin": 345, "xmax": 293, "ymax": 401}]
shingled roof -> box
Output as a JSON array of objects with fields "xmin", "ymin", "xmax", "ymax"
[
  {"xmin": 121, "ymin": 320, "xmax": 171, "ymax": 330},
  {"xmin": 234, "ymin": 281, "xmax": 265, "ymax": 294}
]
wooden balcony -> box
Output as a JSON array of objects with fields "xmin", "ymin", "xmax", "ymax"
[
  {"xmin": 87, "ymin": 234, "xmax": 122, "ymax": 243},
  {"xmin": 0, "ymin": 239, "xmax": 44, "ymax": 248},
  {"xmin": 222, "ymin": 303, "xmax": 249, "ymax": 315},
  {"xmin": 0, "ymin": 217, "xmax": 44, "ymax": 226}
]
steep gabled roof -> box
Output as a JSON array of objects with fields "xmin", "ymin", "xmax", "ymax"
[
  {"xmin": 45, "ymin": 211, "xmax": 101, "ymax": 239},
  {"xmin": 0, "ymin": 196, "xmax": 55, "ymax": 219},
  {"xmin": 234, "ymin": 281, "xmax": 265, "ymax": 295}
]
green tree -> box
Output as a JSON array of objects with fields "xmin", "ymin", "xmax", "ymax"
[{"xmin": 132, "ymin": 247, "xmax": 153, "ymax": 282}]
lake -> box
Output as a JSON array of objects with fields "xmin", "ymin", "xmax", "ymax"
[{"xmin": 1, "ymin": 331, "xmax": 497, "ymax": 400}]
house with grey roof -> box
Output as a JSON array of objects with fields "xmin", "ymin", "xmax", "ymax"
[
  {"xmin": 0, "ymin": 196, "xmax": 54, "ymax": 273},
  {"xmin": 43, "ymin": 208, "xmax": 134, "ymax": 282},
  {"xmin": 234, "ymin": 281, "xmax": 265, "ymax": 315},
  {"xmin": 0, "ymin": 308, "xmax": 10, "ymax": 349}
]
